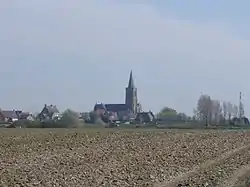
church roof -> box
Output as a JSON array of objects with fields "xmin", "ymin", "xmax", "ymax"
[
  {"xmin": 94, "ymin": 103, "xmax": 129, "ymax": 112},
  {"xmin": 105, "ymin": 104, "xmax": 128, "ymax": 112}
]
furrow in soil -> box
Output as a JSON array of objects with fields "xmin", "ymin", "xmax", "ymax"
[{"xmin": 170, "ymin": 146, "xmax": 250, "ymax": 187}]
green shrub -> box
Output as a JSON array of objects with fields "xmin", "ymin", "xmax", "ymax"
[
  {"xmin": 94, "ymin": 118, "xmax": 106, "ymax": 126},
  {"xmin": 41, "ymin": 121, "xmax": 60, "ymax": 128},
  {"xmin": 15, "ymin": 109, "xmax": 82, "ymax": 128},
  {"xmin": 57, "ymin": 109, "xmax": 80, "ymax": 128},
  {"xmin": 23, "ymin": 121, "xmax": 42, "ymax": 128}
]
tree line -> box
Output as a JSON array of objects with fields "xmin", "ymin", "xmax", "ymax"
[
  {"xmin": 194, "ymin": 94, "xmax": 241, "ymax": 125},
  {"xmin": 157, "ymin": 93, "xmax": 248, "ymax": 126}
]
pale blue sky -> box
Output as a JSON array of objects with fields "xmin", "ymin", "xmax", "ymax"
[{"xmin": 0, "ymin": 1, "xmax": 250, "ymax": 116}]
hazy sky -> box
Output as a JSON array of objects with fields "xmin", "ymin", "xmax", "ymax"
[{"xmin": 1, "ymin": 1, "xmax": 250, "ymax": 115}]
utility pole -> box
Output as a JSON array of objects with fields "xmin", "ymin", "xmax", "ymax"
[{"xmin": 239, "ymin": 92, "xmax": 244, "ymax": 124}]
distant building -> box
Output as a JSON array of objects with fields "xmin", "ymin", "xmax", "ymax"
[
  {"xmin": 135, "ymin": 111, "xmax": 155, "ymax": 124},
  {"xmin": 18, "ymin": 112, "xmax": 34, "ymax": 121},
  {"xmin": 0, "ymin": 110, "xmax": 19, "ymax": 122},
  {"xmin": 94, "ymin": 71, "xmax": 142, "ymax": 121},
  {"xmin": 38, "ymin": 104, "xmax": 60, "ymax": 122}
]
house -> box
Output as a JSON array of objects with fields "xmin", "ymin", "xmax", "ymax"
[
  {"xmin": 94, "ymin": 103, "xmax": 137, "ymax": 121},
  {"xmin": 18, "ymin": 112, "xmax": 34, "ymax": 121},
  {"xmin": 0, "ymin": 110, "xmax": 19, "ymax": 122},
  {"xmin": 38, "ymin": 104, "xmax": 60, "ymax": 122},
  {"xmin": 79, "ymin": 112, "xmax": 91, "ymax": 122},
  {"xmin": 134, "ymin": 111, "xmax": 155, "ymax": 124},
  {"xmin": 94, "ymin": 71, "xmax": 141, "ymax": 121}
]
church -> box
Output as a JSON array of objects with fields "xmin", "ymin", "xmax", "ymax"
[{"xmin": 94, "ymin": 71, "xmax": 142, "ymax": 121}]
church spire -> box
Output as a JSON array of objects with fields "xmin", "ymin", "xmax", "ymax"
[
  {"xmin": 125, "ymin": 70, "xmax": 137, "ymax": 113},
  {"xmin": 128, "ymin": 70, "xmax": 135, "ymax": 88}
]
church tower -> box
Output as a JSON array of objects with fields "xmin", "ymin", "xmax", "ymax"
[{"xmin": 125, "ymin": 70, "xmax": 138, "ymax": 113}]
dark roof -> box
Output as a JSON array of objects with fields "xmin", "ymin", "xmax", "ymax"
[
  {"xmin": 19, "ymin": 112, "xmax": 31, "ymax": 119},
  {"xmin": 15, "ymin": 110, "xmax": 22, "ymax": 116},
  {"xmin": 94, "ymin": 103, "xmax": 106, "ymax": 111},
  {"xmin": 1, "ymin": 110, "xmax": 19, "ymax": 118},
  {"xmin": 48, "ymin": 105, "xmax": 59, "ymax": 114},
  {"xmin": 128, "ymin": 70, "xmax": 135, "ymax": 88},
  {"xmin": 42, "ymin": 105, "xmax": 59, "ymax": 115},
  {"xmin": 94, "ymin": 103, "xmax": 129, "ymax": 113},
  {"xmin": 105, "ymin": 104, "xmax": 129, "ymax": 112}
]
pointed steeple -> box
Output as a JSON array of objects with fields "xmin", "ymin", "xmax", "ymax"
[
  {"xmin": 125, "ymin": 70, "xmax": 138, "ymax": 113},
  {"xmin": 128, "ymin": 70, "xmax": 135, "ymax": 88}
]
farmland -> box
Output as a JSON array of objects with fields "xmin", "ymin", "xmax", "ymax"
[{"xmin": 1, "ymin": 129, "xmax": 250, "ymax": 186}]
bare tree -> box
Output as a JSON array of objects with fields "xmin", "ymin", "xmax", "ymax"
[
  {"xmin": 232, "ymin": 105, "xmax": 239, "ymax": 118},
  {"xmin": 227, "ymin": 102, "xmax": 233, "ymax": 121},
  {"xmin": 197, "ymin": 94, "xmax": 212, "ymax": 126},
  {"xmin": 193, "ymin": 108, "xmax": 200, "ymax": 121},
  {"xmin": 211, "ymin": 100, "xmax": 222, "ymax": 125},
  {"xmin": 222, "ymin": 101, "xmax": 228, "ymax": 122}
]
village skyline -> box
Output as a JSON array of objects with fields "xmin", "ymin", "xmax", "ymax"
[{"xmin": 0, "ymin": 70, "xmax": 245, "ymax": 122}]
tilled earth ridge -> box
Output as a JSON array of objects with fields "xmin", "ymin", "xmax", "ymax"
[
  {"xmin": 221, "ymin": 164, "xmax": 250, "ymax": 187},
  {"xmin": 166, "ymin": 146, "xmax": 250, "ymax": 187},
  {"xmin": 156, "ymin": 144, "xmax": 250, "ymax": 187},
  {"xmin": 222, "ymin": 164, "xmax": 250, "ymax": 187},
  {"xmin": 235, "ymin": 177, "xmax": 250, "ymax": 187},
  {"xmin": 0, "ymin": 129, "xmax": 250, "ymax": 187}
]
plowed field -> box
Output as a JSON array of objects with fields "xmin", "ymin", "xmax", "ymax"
[{"xmin": 0, "ymin": 129, "xmax": 250, "ymax": 187}]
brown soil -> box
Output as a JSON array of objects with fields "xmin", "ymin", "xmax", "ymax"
[{"xmin": 0, "ymin": 129, "xmax": 250, "ymax": 187}]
